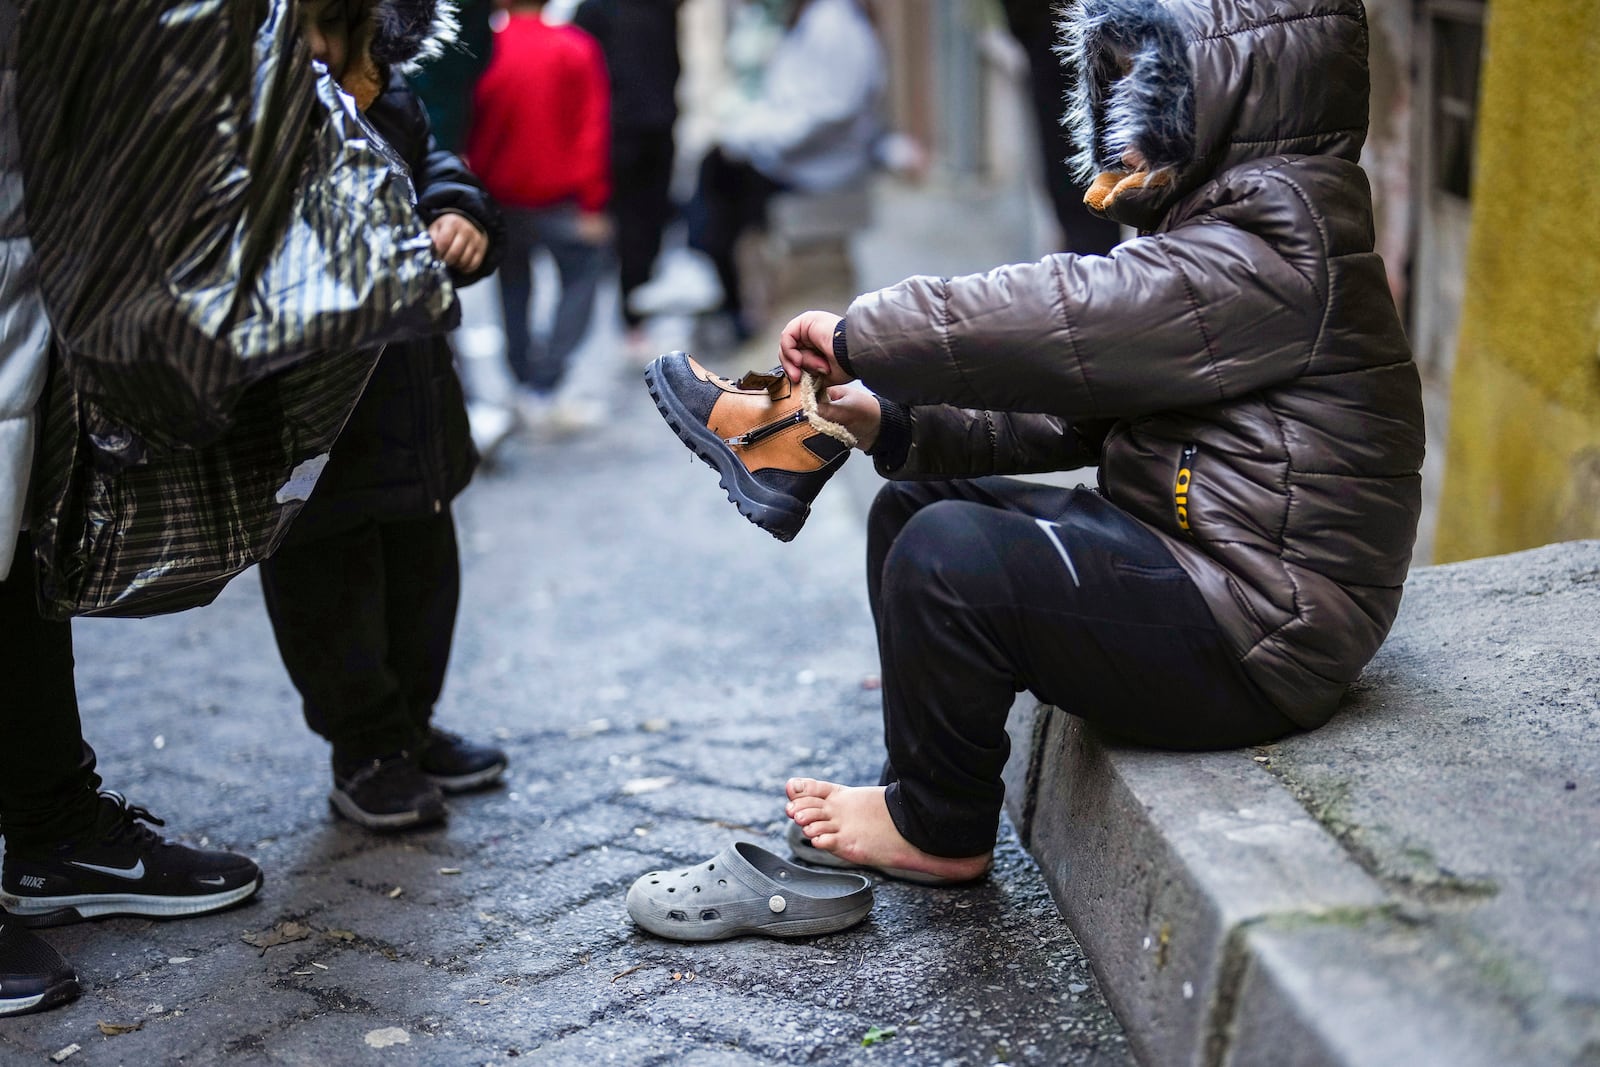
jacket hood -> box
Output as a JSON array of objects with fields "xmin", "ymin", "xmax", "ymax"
[
  {"xmin": 336, "ymin": 0, "xmax": 457, "ymax": 110},
  {"xmin": 368, "ymin": 0, "xmax": 459, "ymax": 69},
  {"xmin": 1060, "ymin": 0, "xmax": 1370, "ymax": 229}
]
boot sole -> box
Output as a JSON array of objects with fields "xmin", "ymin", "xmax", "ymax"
[
  {"xmin": 0, "ymin": 876, "xmax": 264, "ymax": 927},
  {"xmin": 644, "ymin": 357, "xmax": 809, "ymax": 542}
]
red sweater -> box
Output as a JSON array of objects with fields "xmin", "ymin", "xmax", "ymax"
[{"xmin": 467, "ymin": 15, "xmax": 610, "ymax": 212}]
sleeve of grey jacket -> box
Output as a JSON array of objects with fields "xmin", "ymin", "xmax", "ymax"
[{"xmin": 843, "ymin": 218, "xmax": 1324, "ymax": 421}]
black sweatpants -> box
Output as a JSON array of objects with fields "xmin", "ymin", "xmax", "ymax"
[
  {"xmin": 612, "ymin": 127, "xmax": 676, "ymax": 329},
  {"xmin": 0, "ymin": 533, "xmax": 102, "ymax": 851},
  {"xmin": 258, "ymin": 513, "xmax": 459, "ymax": 763},
  {"xmin": 686, "ymin": 145, "xmax": 786, "ymax": 325},
  {"xmin": 867, "ymin": 479, "xmax": 1296, "ymax": 858}
]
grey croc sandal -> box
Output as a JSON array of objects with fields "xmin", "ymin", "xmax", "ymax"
[
  {"xmin": 785, "ymin": 820, "xmax": 990, "ymax": 887},
  {"xmin": 626, "ymin": 841, "xmax": 873, "ymax": 941}
]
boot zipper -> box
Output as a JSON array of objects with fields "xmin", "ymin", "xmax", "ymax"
[{"xmin": 725, "ymin": 409, "xmax": 806, "ymax": 448}]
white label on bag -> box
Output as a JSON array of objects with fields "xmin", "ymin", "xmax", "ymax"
[{"xmin": 275, "ymin": 454, "xmax": 330, "ymax": 504}]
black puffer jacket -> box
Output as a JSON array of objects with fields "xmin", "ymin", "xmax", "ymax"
[
  {"xmin": 283, "ymin": 66, "xmax": 502, "ymax": 543},
  {"xmin": 849, "ymin": 0, "xmax": 1423, "ymax": 729}
]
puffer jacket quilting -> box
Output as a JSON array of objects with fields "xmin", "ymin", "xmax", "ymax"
[{"xmin": 845, "ymin": 0, "xmax": 1423, "ymax": 728}]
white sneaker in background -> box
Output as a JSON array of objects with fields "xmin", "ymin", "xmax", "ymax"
[
  {"xmin": 626, "ymin": 248, "xmax": 723, "ymax": 318},
  {"xmin": 515, "ymin": 388, "xmax": 603, "ymax": 440},
  {"xmin": 466, "ymin": 402, "xmax": 516, "ymax": 460}
]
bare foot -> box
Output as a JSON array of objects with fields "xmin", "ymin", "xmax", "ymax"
[{"xmin": 785, "ymin": 777, "xmax": 991, "ymax": 883}]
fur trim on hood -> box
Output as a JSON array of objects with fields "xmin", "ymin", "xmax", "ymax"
[
  {"xmin": 1060, "ymin": 0, "xmax": 1193, "ymax": 186},
  {"xmin": 369, "ymin": 0, "xmax": 459, "ymax": 70},
  {"xmin": 1058, "ymin": 0, "xmax": 1370, "ymax": 229},
  {"xmin": 336, "ymin": 0, "xmax": 458, "ymax": 109}
]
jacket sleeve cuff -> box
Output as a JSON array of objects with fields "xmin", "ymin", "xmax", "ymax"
[
  {"xmin": 833, "ymin": 317, "xmax": 855, "ymax": 378},
  {"xmin": 869, "ymin": 398, "xmax": 913, "ymax": 472}
]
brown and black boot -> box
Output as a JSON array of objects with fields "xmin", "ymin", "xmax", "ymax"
[{"xmin": 644, "ymin": 352, "xmax": 853, "ymax": 542}]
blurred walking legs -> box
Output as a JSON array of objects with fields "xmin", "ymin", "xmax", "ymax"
[
  {"xmin": 499, "ymin": 203, "xmax": 608, "ymax": 398},
  {"xmin": 612, "ymin": 129, "xmax": 676, "ymax": 332}
]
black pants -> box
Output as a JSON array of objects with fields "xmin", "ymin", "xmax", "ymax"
[
  {"xmin": 1000, "ymin": 3, "xmax": 1121, "ymax": 256},
  {"xmin": 867, "ymin": 479, "xmax": 1295, "ymax": 858},
  {"xmin": 686, "ymin": 146, "xmax": 786, "ymax": 325},
  {"xmin": 0, "ymin": 534, "xmax": 102, "ymax": 851},
  {"xmin": 258, "ymin": 513, "xmax": 459, "ymax": 762},
  {"xmin": 612, "ymin": 127, "xmax": 676, "ymax": 329}
]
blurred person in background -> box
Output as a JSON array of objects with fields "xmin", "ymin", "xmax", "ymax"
[
  {"xmin": 686, "ymin": 0, "xmax": 885, "ymax": 346},
  {"xmin": 467, "ymin": 0, "xmax": 612, "ymax": 433},
  {"xmin": 571, "ymin": 0, "xmax": 685, "ymax": 364},
  {"xmin": 999, "ymin": 0, "xmax": 1121, "ymax": 256}
]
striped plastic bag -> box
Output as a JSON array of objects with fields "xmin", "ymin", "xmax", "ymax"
[{"xmin": 17, "ymin": 0, "xmax": 458, "ymax": 617}]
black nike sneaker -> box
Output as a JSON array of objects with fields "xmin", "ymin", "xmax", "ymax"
[
  {"xmin": 0, "ymin": 924, "xmax": 78, "ymax": 1017},
  {"xmin": 0, "ymin": 791, "xmax": 263, "ymax": 927}
]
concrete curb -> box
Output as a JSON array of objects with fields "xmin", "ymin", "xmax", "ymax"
[
  {"xmin": 1004, "ymin": 540, "xmax": 1600, "ymax": 1066},
  {"xmin": 1002, "ymin": 709, "xmax": 1391, "ymax": 1066}
]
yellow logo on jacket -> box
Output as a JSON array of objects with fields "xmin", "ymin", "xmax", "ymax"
[{"xmin": 1174, "ymin": 444, "xmax": 1198, "ymax": 533}]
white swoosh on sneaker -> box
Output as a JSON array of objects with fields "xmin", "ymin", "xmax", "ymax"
[
  {"xmin": 197, "ymin": 876, "xmax": 228, "ymax": 886},
  {"xmin": 67, "ymin": 859, "xmax": 145, "ymax": 880}
]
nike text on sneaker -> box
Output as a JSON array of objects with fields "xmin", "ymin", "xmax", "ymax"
[
  {"xmin": 0, "ymin": 924, "xmax": 79, "ymax": 1017},
  {"xmin": 0, "ymin": 791, "xmax": 263, "ymax": 927},
  {"xmin": 643, "ymin": 353, "xmax": 852, "ymax": 542}
]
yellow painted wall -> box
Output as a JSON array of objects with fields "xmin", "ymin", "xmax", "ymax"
[{"xmin": 1434, "ymin": 1, "xmax": 1600, "ymax": 561}]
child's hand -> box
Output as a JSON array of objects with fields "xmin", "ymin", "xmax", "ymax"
[
  {"xmin": 428, "ymin": 213, "xmax": 488, "ymax": 274},
  {"xmin": 816, "ymin": 384, "xmax": 880, "ymax": 452},
  {"xmin": 779, "ymin": 310, "xmax": 850, "ymax": 387}
]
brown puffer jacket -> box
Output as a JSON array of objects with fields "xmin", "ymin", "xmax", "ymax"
[{"xmin": 844, "ymin": 0, "xmax": 1424, "ymax": 729}]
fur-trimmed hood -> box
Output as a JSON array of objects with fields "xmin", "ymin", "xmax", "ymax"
[
  {"xmin": 366, "ymin": 0, "xmax": 459, "ymax": 69},
  {"xmin": 1059, "ymin": 0, "xmax": 1371, "ymax": 229},
  {"xmin": 335, "ymin": 0, "xmax": 458, "ymax": 108}
]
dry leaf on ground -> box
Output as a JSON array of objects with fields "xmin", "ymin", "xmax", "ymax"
[
  {"xmin": 97, "ymin": 1020, "xmax": 144, "ymax": 1036},
  {"xmin": 241, "ymin": 921, "xmax": 313, "ymax": 955}
]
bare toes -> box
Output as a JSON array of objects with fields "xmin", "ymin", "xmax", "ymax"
[
  {"xmin": 786, "ymin": 777, "xmax": 837, "ymax": 801},
  {"xmin": 788, "ymin": 795, "xmax": 825, "ymax": 818}
]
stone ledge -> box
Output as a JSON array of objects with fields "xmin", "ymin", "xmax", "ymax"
[{"xmin": 1005, "ymin": 539, "xmax": 1600, "ymax": 1066}]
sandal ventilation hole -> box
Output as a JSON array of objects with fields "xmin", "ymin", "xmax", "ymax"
[
  {"xmin": 667, "ymin": 887, "xmax": 675, "ymax": 893},
  {"xmin": 668, "ymin": 910, "xmax": 688, "ymax": 922},
  {"xmin": 692, "ymin": 885, "xmax": 701, "ymax": 892},
  {"xmin": 718, "ymin": 878, "xmax": 728, "ymax": 887},
  {"xmin": 700, "ymin": 909, "xmax": 720, "ymax": 921}
]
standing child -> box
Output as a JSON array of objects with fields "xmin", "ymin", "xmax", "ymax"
[{"xmin": 261, "ymin": 0, "xmax": 506, "ymax": 831}]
